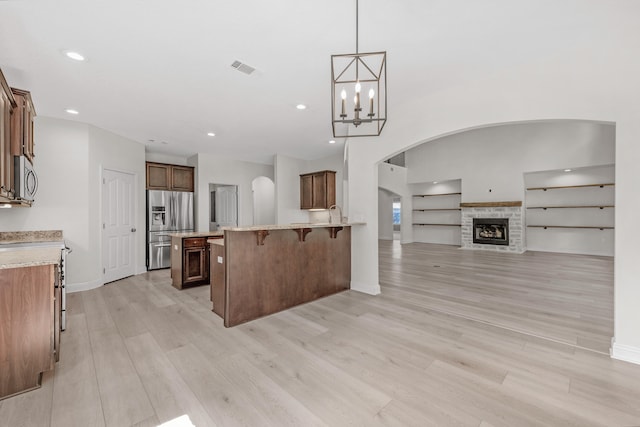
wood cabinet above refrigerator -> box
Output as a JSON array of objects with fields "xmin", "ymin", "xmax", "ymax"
[{"xmin": 146, "ymin": 161, "xmax": 194, "ymax": 192}]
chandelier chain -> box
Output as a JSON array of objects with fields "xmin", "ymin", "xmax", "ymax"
[{"xmin": 356, "ymin": 0, "xmax": 359, "ymax": 54}]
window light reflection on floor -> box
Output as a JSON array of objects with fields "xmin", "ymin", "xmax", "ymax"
[{"xmin": 157, "ymin": 415, "xmax": 195, "ymax": 427}]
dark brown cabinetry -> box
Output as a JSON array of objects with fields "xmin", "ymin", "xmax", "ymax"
[
  {"xmin": 300, "ymin": 170, "xmax": 336, "ymax": 210},
  {"xmin": 0, "ymin": 264, "xmax": 59, "ymax": 399},
  {"xmin": 0, "ymin": 69, "xmax": 16, "ymax": 202},
  {"xmin": 10, "ymin": 87, "xmax": 36, "ymax": 163},
  {"xmin": 0, "ymin": 68, "xmax": 37, "ymax": 206},
  {"xmin": 171, "ymin": 234, "xmax": 223, "ymax": 289},
  {"xmin": 146, "ymin": 162, "xmax": 194, "ymax": 192},
  {"xmin": 183, "ymin": 237, "xmax": 209, "ymax": 286}
]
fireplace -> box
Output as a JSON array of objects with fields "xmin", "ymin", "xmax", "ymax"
[{"xmin": 473, "ymin": 218, "xmax": 509, "ymax": 246}]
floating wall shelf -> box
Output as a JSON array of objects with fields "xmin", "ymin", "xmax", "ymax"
[{"xmin": 526, "ymin": 183, "xmax": 614, "ymax": 191}]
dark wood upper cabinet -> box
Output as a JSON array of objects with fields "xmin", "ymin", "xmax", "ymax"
[
  {"xmin": 300, "ymin": 170, "xmax": 336, "ymax": 210},
  {"xmin": 171, "ymin": 165, "xmax": 194, "ymax": 192},
  {"xmin": 0, "ymin": 69, "xmax": 16, "ymax": 202},
  {"xmin": 146, "ymin": 162, "xmax": 194, "ymax": 192},
  {"xmin": 10, "ymin": 87, "xmax": 35, "ymax": 163}
]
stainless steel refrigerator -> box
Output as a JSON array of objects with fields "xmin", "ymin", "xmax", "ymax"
[{"xmin": 147, "ymin": 190, "xmax": 194, "ymax": 270}]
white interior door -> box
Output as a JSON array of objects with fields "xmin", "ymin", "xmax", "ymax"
[
  {"xmin": 216, "ymin": 185, "xmax": 238, "ymax": 228},
  {"xmin": 102, "ymin": 169, "xmax": 136, "ymax": 284}
]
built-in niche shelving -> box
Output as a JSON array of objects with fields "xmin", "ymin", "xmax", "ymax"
[
  {"xmin": 411, "ymin": 180, "xmax": 462, "ymax": 245},
  {"xmin": 524, "ymin": 167, "xmax": 614, "ymax": 256}
]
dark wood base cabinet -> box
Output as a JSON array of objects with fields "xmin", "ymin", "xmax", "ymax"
[
  {"xmin": 0, "ymin": 264, "xmax": 59, "ymax": 400},
  {"xmin": 171, "ymin": 235, "xmax": 223, "ymax": 290}
]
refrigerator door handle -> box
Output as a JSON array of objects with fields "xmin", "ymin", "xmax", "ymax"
[{"xmin": 172, "ymin": 192, "xmax": 177, "ymax": 229}]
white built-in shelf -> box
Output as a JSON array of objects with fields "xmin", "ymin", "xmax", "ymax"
[
  {"xmin": 527, "ymin": 225, "xmax": 613, "ymax": 230},
  {"xmin": 413, "ymin": 223, "xmax": 462, "ymax": 227},
  {"xmin": 413, "ymin": 192, "xmax": 462, "ymax": 197},
  {"xmin": 527, "ymin": 205, "xmax": 614, "ymax": 210},
  {"xmin": 526, "ymin": 183, "xmax": 614, "ymax": 191},
  {"xmin": 413, "ymin": 208, "xmax": 462, "ymax": 212}
]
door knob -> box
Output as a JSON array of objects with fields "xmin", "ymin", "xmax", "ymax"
[{"xmin": 131, "ymin": 228, "xmax": 137, "ymax": 232}]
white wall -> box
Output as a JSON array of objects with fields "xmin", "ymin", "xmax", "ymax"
[
  {"xmin": 344, "ymin": 2, "xmax": 640, "ymax": 363},
  {"xmin": 274, "ymin": 152, "xmax": 344, "ymax": 224},
  {"xmin": 378, "ymin": 162, "xmax": 412, "ymax": 243},
  {"xmin": 274, "ymin": 154, "xmax": 308, "ymax": 224},
  {"xmin": 405, "ymin": 121, "xmax": 615, "ymax": 202},
  {"xmin": 410, "ymin": 180, "xmax": 462, "ymax": 246},
  {"xmin": 0, "ymin": 117, "xmax": 91, "ymax": 284},
  {"xmin": 524, "ymin": 165, "xmax": 615, "ymax": 256},
  {"xmin": 377, "ymin": 188, "xmax": 395, "ymax": 240},
  {"xmin": 88, "ymin": 125, "xmax": 146, "ymax": 280},
  {"xmin": 0, "ymin": 117, "xmax": 146, "ymax": 290},
  {"xmin": 145, "ymin": 152, "xmax": 190, "ymax": 166},
  {"xmin": 252, "ymin": 176, "xmax": 275, "ymax": 225},
  {"xmin": 192, "ymin": 153, "xmax": 273, "ymax": 231}
]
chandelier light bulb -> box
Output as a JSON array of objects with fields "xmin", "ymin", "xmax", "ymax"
[
  {"xmin": 368, "ymin": 89, "xmax": 375, "ymax": 116},
  {"xmin": 355, "ymin": 82, "xmax": 361, "ymax": 93},
  {"xmin": 341, "ymin": 89, "xmax": 347, "ymax": 100}
]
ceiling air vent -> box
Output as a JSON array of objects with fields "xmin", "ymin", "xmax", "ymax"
[{"xmin": 231, "ymin": 60, "xmax": 256, "ymax": 75}]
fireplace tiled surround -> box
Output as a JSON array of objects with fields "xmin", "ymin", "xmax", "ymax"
[{"xmin": 460, "ymin": 201, "xmax": 525, "ymax": 253}]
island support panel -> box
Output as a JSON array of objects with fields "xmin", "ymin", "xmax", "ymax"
[{"xmin": 223, "ymin": 227, "xmax": 350, "ymax": 327}]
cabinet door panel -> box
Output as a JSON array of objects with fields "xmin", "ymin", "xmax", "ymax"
[
  {"xmin": 183, "ymin": 248, "xmax": 206, "ymax": 283},
  {"xmin": 146, "ymin": 163, "xmax": 170, "ymax": 190},
  {"xmin": 300, "ymin": 174, "xmax": 313, "ymax": 209},
  {"xmin": 0, "ymin": 265, "xmax": 54, "ymax": 398},
  {"xmin": 0, "ymin": 90, "xmax": 12, "ymax": 199},
  {"xmin": 171, "ymin": 166, "xmax": 194, "ymax": 192}
]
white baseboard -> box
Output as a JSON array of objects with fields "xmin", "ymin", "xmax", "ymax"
[
  {"xmin": 350, "ymin": 281, "xmax": 381, "ymax": 295},
  {"xmin": 66, "ymin": 278, "xmax": 102, "ymax": 293},
  {"xmin": 68, "ymin": 266, "xmax": 149, "ymax": 293},
  {"xmin": 611, "ymin": 339, "xmax": 640, "ymax": 365}
]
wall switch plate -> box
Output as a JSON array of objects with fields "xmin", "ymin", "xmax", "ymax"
[{"xmin": 217, "ymin": 256, "xmax": 223, "ymax": 264}]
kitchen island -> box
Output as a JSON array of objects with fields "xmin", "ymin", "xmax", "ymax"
[{"xmin": 210, "ymin": 223, "xmax": 355, "ymax": 327}]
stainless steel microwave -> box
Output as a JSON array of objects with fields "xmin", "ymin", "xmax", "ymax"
[{"xmin": 14, "ymin": 155, "xmax": 38, "ymax": 202}]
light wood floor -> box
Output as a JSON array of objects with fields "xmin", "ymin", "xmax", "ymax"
[{"xmin": 1, "ymin": 242, "xmax": 639, "ymax": 427}]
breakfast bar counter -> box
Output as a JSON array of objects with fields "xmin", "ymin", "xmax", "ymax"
[{"xmin": 210, "ymin": 223, "xmax": 356, "ymax": 327}]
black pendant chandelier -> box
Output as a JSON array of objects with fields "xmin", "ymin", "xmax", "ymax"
[{"xmin": 331, "ymin": 0, "xmax": 387, "ymax": 138}]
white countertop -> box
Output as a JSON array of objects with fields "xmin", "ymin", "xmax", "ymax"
[{"xmin": 0, "ymin": 247, "xmax": 62, "ymax": 269}]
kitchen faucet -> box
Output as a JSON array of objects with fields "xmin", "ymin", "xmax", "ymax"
[{"xmin": 329, "ymin": 205, "xmax": 343, "ymax": 224}]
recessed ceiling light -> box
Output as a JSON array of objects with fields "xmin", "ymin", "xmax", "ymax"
[
  {"xmin": 329, "ymin": 140, "xmax": 336, "ymax": 144},
  {"xmin": 564, "ymin": 169, "xmax": 572, "ymax": 172},
  {"xmin": 65, "ymin": 51, "xmax": 85, "ymax": 61},
  {"xmin": 207, "ymin": 132, "xmax": 215, "ymax": 137},
  {"xmin": 433, "ymin": 181, "xmax": 438, "ymax": 184},
  {"xmin": 296, "ymin": 104, "xmax": 307, "ymax": 110},
  {"xmin": 65, "ymin": 109, "xmax": 79, "ymax": 115}
]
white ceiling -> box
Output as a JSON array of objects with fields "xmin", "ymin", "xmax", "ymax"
[{"xmin": 0, "ymin": 0, "xmax": 628, "ymax": 164}]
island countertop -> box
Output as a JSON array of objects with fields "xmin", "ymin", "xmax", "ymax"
[
  {"xmin": 168, "ymin": 231, "xmax": 224, "ymax": 238},
  {"xmin": 221, "ymin": 222, "xmax": 364, "ymax": 232}
]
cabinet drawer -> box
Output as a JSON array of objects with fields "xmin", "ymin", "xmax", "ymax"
[{"xmin": 184, "ymin": 237, "xmax": 206, "ymax": 248}]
